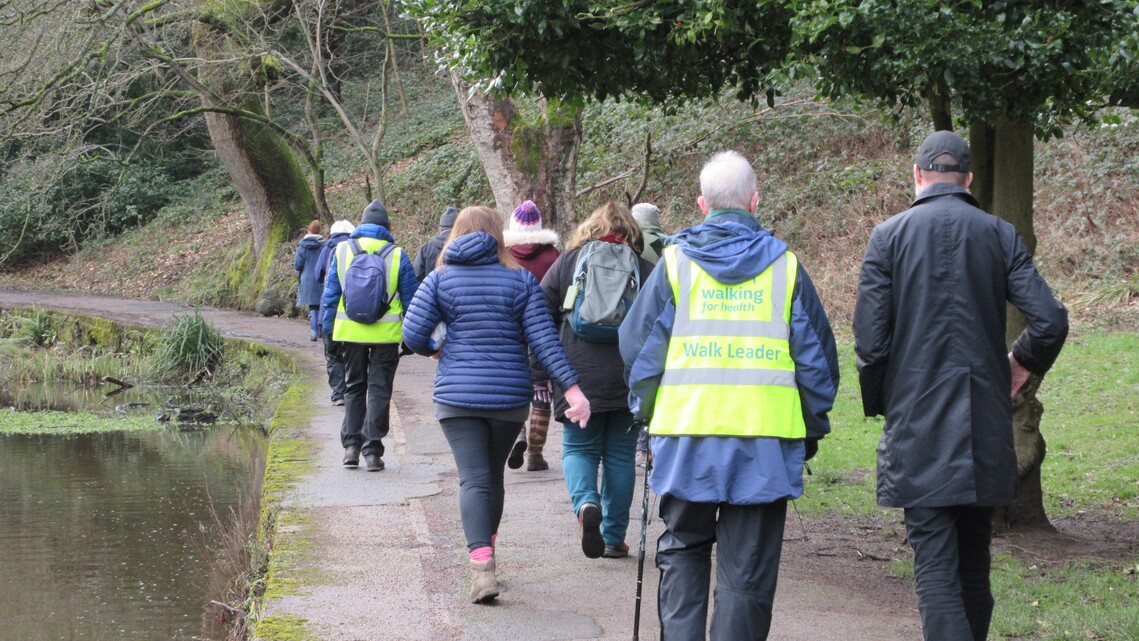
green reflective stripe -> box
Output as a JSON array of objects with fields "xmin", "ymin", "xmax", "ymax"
[
  {"xmin": 660, "ymin": 367, "xmax": 796, "ymax": 387},
  {"xmin": 672, "ymin": 251, "xmax": 790, "ymax": 339}
]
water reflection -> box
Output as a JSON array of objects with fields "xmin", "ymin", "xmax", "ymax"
[{"xmin": 0, "ymin": 424, "xmax": 265, "ymax": 640}]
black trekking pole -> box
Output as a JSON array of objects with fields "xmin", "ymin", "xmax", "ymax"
[{"xmin": 633, "ymin": 455, "xmax": 652, "ymax": 641}]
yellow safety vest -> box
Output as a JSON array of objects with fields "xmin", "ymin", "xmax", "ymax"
[
  {"xmin": 331, "ymin": 237, "xmax": 404, "ymax": 343},
  {"xmin": 651, "ymin": 244, "xmax": 805, "ymax": 438}
]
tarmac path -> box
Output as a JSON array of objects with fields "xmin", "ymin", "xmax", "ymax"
[{"xmin": 0, "ymin": 291, "xmax": 920, "ymax": 641}]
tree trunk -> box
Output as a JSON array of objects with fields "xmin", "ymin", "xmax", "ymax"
[
  {"xmin": 970, "ymin": 116, "xmax": 1052, "ymax": 532},
  {"xmin": 451, "ymin": 73, "xmax": 582, "ymax": 237},
  {"xmin": 193, "ymin": 14, "xmax": 316, "ymax": 306}
]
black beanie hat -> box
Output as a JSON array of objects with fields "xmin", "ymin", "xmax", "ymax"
[
  {"xmin": 361, "ymin": 199, "xmax": 391, "ymax": 228},
  {"xmin": 439, "ymin": 206, "xmax": 459, "ymax": 230}
]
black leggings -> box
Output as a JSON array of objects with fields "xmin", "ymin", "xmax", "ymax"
[{"xmin": 440, "ymin": 416, "xmax": 524, "ymax": 551}]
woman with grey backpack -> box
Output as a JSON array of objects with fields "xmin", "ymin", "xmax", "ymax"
[{"xmin": 537, "ymin": 201, "xmax": 654, "ymax": 559}]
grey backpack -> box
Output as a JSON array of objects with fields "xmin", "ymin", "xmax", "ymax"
[{"xmin": 564, "ymin": 241, "xmax": 641, "ymax": 343}]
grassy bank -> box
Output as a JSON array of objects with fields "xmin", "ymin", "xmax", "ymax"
[
  {"xmin": 804, "ymin": 331, "xmax": 1139, "ymax": 522},
  {"xmin": 805, "ymin": 331, "xmax": 1139, "ymax": 640}
]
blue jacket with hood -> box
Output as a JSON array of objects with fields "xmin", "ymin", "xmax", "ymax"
[
  {"xmin": 321, "ymin": 223, "xmax": 419, "ymax": 337},
  {"xmin": 316, "ymin": 231, "xmax": 351, "ymax": 328},
  {"xmin": 402, "ymin": 231, "xmax": 580, "ymax": 410},
  {"xmin": 618, "ymin": 210, "xmax": 840, "ymax": 505},
  {"xmin": 293, "ymin": 234, "xmax": 325, "ymax": 307}
]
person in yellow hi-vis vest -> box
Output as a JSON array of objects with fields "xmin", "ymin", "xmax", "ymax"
[
  {"xmin": 321, "ymin": 199, "xmax": 419, "ymax": 472},
  {"xmin": 619, "ymin": 151, "xmax": 840, "ymax": 641}
]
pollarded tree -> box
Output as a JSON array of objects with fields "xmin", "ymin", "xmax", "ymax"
[{"xmin": 786, "ymin": 0, "xmax": 1139, "ymax": 529}]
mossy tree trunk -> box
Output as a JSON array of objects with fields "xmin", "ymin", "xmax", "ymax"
[
  {"xmin": 969, "ymin": 116, "xmax": 1052, "ymax": 531},
  {"xmin": 452, "ymin": 74, "xmax": 583, "ymax": 238},
  {"xmin": 193, "ymin": 4, "xmax": 316, "ymax": 307}
]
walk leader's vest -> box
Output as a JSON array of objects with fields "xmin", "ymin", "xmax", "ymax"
[
  {"xmin": 331, "ymin": 236, "xmax": 404, "ymax": 343},
  {"xmin": 651, "ymin": 244, "xmax": 806, "ymax": 439}
]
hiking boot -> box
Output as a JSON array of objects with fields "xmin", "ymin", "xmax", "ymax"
[
  {"xmin": 526, "ymin": 453, "xmax": 549, "ymax": 472},
  {"xmin": 364, "ymin": 453, "xmax": 385, "ymax": 471},
  {"xmin": 469, "ymin": 558, "xmax": 499, "ymax": 604},
  {"xmin": 526, "ymin": 407, "xmax": 550, "ymax": 472},
  {"xmin": 506, "ymin": 438, "xmax": 526, "ymax": 470},
  {"xmin": 603, "ymin": 542, "xmax": 630, "ymax": 558},
  {"xmin": 578, "ymin": 503, "xmax": 604, "ymax": 559}
]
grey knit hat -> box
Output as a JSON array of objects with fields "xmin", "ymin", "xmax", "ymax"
[
  {"xmin": 439, "ymin": 206, "xmax": 459, "ymax": 230},
  {"xmin": 361, "ymin": 199, "xmax": 391, "ymax": 228},
  {"xmin": 631, "ymin": 203, "xmax": 661, "ymax": 228}
]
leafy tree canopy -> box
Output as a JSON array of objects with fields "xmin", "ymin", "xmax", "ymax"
[
  {"xmin": 790, "ymin": 0, "xmax": 1139, "ymax": 139},
  {"xmin": 409, "ymin": 0, "xmax": 1139, "ymax": 135},
  {"xmin": 405, "ymin": 0, "xmax": 794, "ymax": 102}
]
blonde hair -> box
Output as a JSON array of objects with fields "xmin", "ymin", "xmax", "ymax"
[
  {"xmin": 306, "ymin": 220, "xmax": 322, "ymax": 235},
  {"xmin": 436, "ymin": 206, "xmax": 519, "ymax": 270},
  {"xmin": 567, "ymin": 201, "xmax": 644, "ymax": 252}
]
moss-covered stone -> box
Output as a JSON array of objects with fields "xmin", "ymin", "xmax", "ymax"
[{"xmin": 253, "ymin": 614, "xmax": 315, "ymax": 641}]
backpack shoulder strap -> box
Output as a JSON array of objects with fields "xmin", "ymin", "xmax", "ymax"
[{"xmin": 347, "ymin": 238, "xmax": 364, "ymax": 257}]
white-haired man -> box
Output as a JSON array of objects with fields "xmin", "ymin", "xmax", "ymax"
[{"xmin": 620, "ymin": 151, "xmax": 840, "ymax": 640}]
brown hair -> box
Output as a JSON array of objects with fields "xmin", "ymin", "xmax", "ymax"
[
  {"xmin": 567, "ymin": 201, "xmax": 644, "ymax": 252},
  {"xmin": 436, "ymin": 206, "xmax": 519, "ymax": 270},
  {"xmin": 306, "ymin": 220, "xmax": 322, "ymax": 235}
]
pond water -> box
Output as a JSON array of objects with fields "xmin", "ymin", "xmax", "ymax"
[{"xmin": 0, "ymin": 383, "xmax": 266, "ymax": 641}]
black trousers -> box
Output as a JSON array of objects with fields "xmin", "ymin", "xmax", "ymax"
[
  {"xmin": 340, "ymin": 342, "xmax": 400, "ymax": 457},
  {"xmin": 656, "ymin": 496, "xmax": 786, "ymax": 641},
  {"xmin": 322, "ymin": 333, "xmax": 346, "ymax": 401},
  {"xmin": 439, "ymin": 415, "xmax": 524, "ymax": 551},
  {"xmin": 904, "ymin": 506, "xmax": 995, "ymax": 641}
]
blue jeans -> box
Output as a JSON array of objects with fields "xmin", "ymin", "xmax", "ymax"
[{"xmin": 561, "ymin": 409, "xmax": 638, "ymax": 546}]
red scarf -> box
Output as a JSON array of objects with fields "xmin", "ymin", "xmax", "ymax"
[{"xmin": 599, "ymin": 233, "xmax": 625, "ymax": 245}]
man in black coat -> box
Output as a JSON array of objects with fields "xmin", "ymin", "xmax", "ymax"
[
  {"xmin": 854, "ymin": 130, "xmax": 1068, "ymax": 641},
  {"xmin": 413, "ymin": 206, "xmax": 458, "ymax": 282}
]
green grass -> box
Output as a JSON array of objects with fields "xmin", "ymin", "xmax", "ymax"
[
  {"xmin": 1037, "ymin": 333, "xmax": 1139, "ymax": 520},
  {"xmin": 991, "ymin": 554, "xmax": 1139, "ymax": 641},
  {"xmin": 800, "ymin": 341, "xmax": 887, "ymax": 516},
  {"xmin": 801, "ymin": 332, "xmax": 1139, "ymax": 521}
]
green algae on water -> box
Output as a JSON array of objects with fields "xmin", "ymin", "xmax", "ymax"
[{"xmin": 0, "ymin": 409, "xmax": 161, "ymax": 435}]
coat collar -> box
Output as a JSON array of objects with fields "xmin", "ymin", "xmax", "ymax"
[{"xmin": 913, "ymin": 182, "xmax": 981, "ymax": 208}]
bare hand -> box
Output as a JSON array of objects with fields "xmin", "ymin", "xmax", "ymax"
[
  {"xmin": 1009, "ymin": 352, "xmax": 1030, "ymax": 397},
  {"xmin": 563, "ymin": 384, "xmax": 591, "ymax": 427}
]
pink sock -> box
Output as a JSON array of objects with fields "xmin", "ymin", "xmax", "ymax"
[{"xmin": 470, "ymin": 546, "xmax": 493, "ymax": 563}]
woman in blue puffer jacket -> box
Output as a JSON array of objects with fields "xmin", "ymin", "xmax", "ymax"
[{"xmin": 403, "ymin": 206, "xmax": 591, "ymax": 605}]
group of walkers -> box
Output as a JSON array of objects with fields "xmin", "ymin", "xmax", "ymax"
[{"xmin": 294, "ymin": 134, "xmax": 1070, "ymax": 641}]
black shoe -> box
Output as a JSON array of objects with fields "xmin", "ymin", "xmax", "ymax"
[
  {"xmin": 603, "ymin": 542, "xmax": 630, "ymax": 558},
  {"xmin": 343, "ymin": 445, "xmax": 360, "ymax": 467},
  {"xmin": 578, "ymin": 503, "xmax": 603, "ymax": 559},
  {"xmin": 364, "ymin": 453, "xmax": 385, "ymax": 471},
  {"xmin": 331, "ymin": 397, "xmax": 344, "ymax": 406},
  {"xmin": 506, "ymin": 439, "xmax": 526, "ymax": 470}
]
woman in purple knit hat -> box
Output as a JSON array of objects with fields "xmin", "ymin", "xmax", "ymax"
[{"xmin": 503, "ymin": 200, "xmax": 561, "ymax": 472}]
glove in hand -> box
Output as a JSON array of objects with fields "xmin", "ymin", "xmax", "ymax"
[{"xmin": 532, "ymin": 380, "xmax": 551, "ymax": 404}]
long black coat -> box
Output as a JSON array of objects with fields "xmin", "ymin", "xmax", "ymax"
[{"xmin": 854, "ymin": 183, "xmax": 1068, "ymax": 508}]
